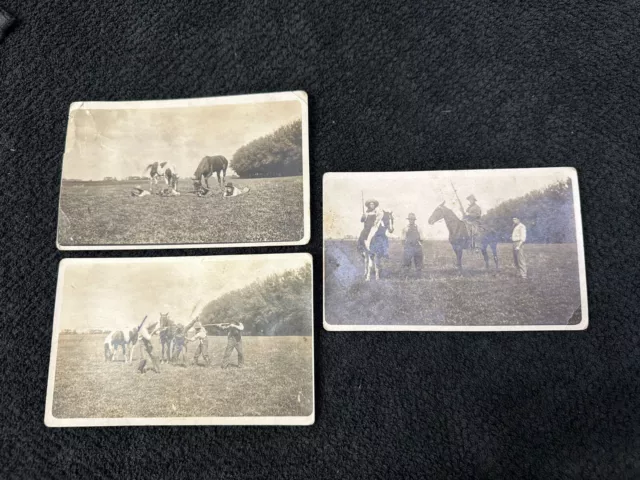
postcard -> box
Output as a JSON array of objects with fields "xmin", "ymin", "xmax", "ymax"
[
  {"xmin": 323, "ymin": 167, "xmax": 587, "ymax": 331},
  {"xmin": 45, "ymin": 253, "xmax": 314, "ymax": 426},
  {"xmin": 57, "ymin": 91, "xmax": 310, "ymax": 250}
]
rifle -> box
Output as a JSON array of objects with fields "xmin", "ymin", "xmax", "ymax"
[
  {"xmin": 203, "ymin": 323, "xmax": 230, "ymax": 329},
  {"xmin": 450, "ymin": 180, "xmax": 466, "ymax": 218},
  {"xmin": 361, "ymin": 191, "xmax": 365, "ymax": 216},
  {"xmin": 136, "ymin": 315, "xmax": 148, "ymax": 333}
]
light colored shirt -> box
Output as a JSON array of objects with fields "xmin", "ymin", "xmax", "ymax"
[
  {"xmin": 223, "ymin": 187, "xmax": 242, "ymax": 198},
  {"xmin": 191, "ymin": 329, "xmax": 207, "ymax": 342},
  {"xmin": 512, "ymin": 223, "xmax": 527, "ymax": 242},
  {"xmin": 401, "ymin": 224, "xmax": 425, "ymax": 244}
]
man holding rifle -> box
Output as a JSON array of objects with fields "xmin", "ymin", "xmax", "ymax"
[{"xmin": 220, "ymin": 320, "xmax": 245, "ymax": 369}]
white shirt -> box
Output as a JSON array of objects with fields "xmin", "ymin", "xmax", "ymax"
[{"xmin": 512, "ymin": 223, "xmax": 527, "ymax": 242}]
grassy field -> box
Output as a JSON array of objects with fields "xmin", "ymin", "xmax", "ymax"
[
  {"xmin": 51, "ymin": 335, "xmax": 313, "ymax": 419},
  {"xmin": 57, "ymin": 177, "xmax": 305, "ymax": 246},
  {"xmin": 325, "ymin": 239, "xmax": 583, "ymax": 326}
]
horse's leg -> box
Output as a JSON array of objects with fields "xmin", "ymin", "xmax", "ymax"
[
  {"xmin": 455, "ymin": 246, "xmax": 463, "ymax": 273},
  {"xmin": 365, "ymin": 255, "xmax": 371, "ymax": 281},
  {"xmin": 481, "ymin": 243, "xmax": 489, "ymax": 269},
  {"xmin": 217, "ymin": 170, "xmax": 222, "ymax": 188},
  {"xmin": 374, "ymin": 255, "xmax": 380, "ymax": 280},
  {"xmin": 492, "ymin": 242, "xmax": 499, "ymax": 269}
]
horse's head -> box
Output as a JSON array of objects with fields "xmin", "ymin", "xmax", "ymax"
[
  {"xmin": 159, "ymin": 312, "xmax": 170, "ymax": 326},
  {"xmin": 192, "ymin": 177, "xmax": 201, "ymax": 189},
  {"xmin": 428, "ymin": 201, "xmax": 447, "ymax": 225},
  {"xmin": 382, "ymin": 210, "xmax": 395, "ymax": 234}
]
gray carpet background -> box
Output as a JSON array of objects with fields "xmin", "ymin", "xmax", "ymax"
[{"xmin": 1, "ymin": 1, "xmax": 639, "ymax": 478}]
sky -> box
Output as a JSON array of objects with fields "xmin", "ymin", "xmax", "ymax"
[
  {"xmin": 57, "ymin": 254, "xmax": 310, "ymax": 330},
  {"xmin": 324, "ymin": 169, "xmax": 572, "ymax": 240},
  {"xmin": 62, "ymin": 100, "xmax": 302, "ymax": 180}
]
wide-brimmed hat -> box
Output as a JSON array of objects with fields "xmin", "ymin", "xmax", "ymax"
[
  {"xmin": 466, "ymin": 194, "xmax": 477, "ymax": 202},
  {"xmin": 407, "ymin": 213, "xmax": 417, "ymax": 220},
  {"xmin": 365, "ymin": 199, "xmax": 379, "ymax": 208},
  {"xmin": 193, "ymin": 321, "xmax": 203, "ymax": 329}
]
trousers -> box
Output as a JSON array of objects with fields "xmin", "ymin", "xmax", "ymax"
[
  {"xmin": 513, "ymin": 244, "xmax": 527, "ymax": 278},
  {"xmin": 402, "ymin": 244, "xmax": 424, "ymax": 270},
  {"xmin": 222, "ymin": 337, "xmax": 244, "ymax": 368}
]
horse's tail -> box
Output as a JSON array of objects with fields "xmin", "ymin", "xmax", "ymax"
[{"xmin": 143, "ymin": 163, "xmax": 154, "ymax": 174}]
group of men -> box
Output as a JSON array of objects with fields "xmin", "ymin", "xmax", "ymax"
[
  {"xmin": 134, "ymin": 317, "xmax": 245, "ymax": 373},
  {"xmin": 360, "ymin": 195, "xmax": 528, "ymax": 278}
]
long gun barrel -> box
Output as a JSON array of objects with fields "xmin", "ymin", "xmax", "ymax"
[{"xmin": 450, "ymin": 181, "xmax": 465, "ymax": 218}]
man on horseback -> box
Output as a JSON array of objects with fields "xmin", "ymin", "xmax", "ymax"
[
  {"xmin": 463, "ymin": 194, "xmax": 482, "ymax": 249},
  {"xmin": 359, "ymin": 199, "xmax": 383, "ymax": 251}
]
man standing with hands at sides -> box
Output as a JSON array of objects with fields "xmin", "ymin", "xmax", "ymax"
[
  {"xmin": 187, "ymin": 321, "xmax": 211, "ymax": 366},
  {"xmin": 512, "ymin": 217, "xmax": 528, "ymax": 279},
  {"xmin": 221, "ymin": 320, "xmax": 245, "ymax": 369},
  {"xmin": 402, "ymin": 213, "xmax": 425, "ymax": 275}
]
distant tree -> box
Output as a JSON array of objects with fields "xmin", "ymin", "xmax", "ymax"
[
  {"xmin": 232, "ymin": 120, "xmax": 302, "ymax": 178},
  {"xmin": 199, "ymin": 264, "xmax": 312, "ymax": 336},
  {"xmin": 483, "ymin": 178, "xmax": 576, "ymax": 243}
]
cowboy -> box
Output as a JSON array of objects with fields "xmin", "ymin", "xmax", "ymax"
[
  {"xmin": 223, "ymin": 182, "xmax": 249, "ymax": 198},
  {"xmin": 187, "ymin": 321, "xmax": 210, "ymax": 366},
  {"xmin": 511, "ymin": 217, "xmax": 528, "ymax": 279},
  {"xmin": 359, "ymin": 199, "xmax": 383, "ymax": 250},
  {"xmin": 402, "ymin": 213, "xmax": 425, "ymax": 273},
  {"xmin": 221, "ymin": 321, "xmax": 244, "ymax": 369},
  {"xmin": 464, "ymin": 194, "xmax": 482, "ymax": 249}
]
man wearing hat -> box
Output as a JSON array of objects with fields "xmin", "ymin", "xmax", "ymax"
[
  {"xmin": 511, "ymin": 217, "xmax": 528, "ymax": 279},
  {"xmin": 187, "ymin": 321, "xmax": 211, "ymax": 366},
  {"xmin": 401, "ymin": 213, "xmax": 425, "ymax": 273},
  {"xmin": 464, "ymin": 194, "xmax": 482, "ymax": 249},
  {"xmin": 359, "ymin": 198, "xmax": 383, "ymax": 250}
]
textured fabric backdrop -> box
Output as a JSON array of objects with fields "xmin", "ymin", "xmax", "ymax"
[{"xmin": 1, "ymin": 1, "xmax": 639, "ymax": 478}]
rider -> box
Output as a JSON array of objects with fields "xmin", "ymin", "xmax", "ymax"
[
  {"xmin": 464, "ymin": 194, "xmax": 482, "ymax": 249},
  {"xmin": 359, "ymin": 199, "xmax": 383, "ymax": 251}
]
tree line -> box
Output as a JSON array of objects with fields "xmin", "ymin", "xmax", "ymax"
[
  {"xmin": 232, "ymin": 119, "xmax": 303, "ymax": 178},
  {"xmin": 483, "ymin": 178, "xmax": 577, "ymax": 243},
  {"xmin": 198, "ymin": 263, "xmax": 312, "ymax": 336}
]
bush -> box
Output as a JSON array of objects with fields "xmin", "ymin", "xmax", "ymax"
[
  {"xmin": 199, "ymin": 264, "xmax": 312, "ymax": 336},
  {"xmin": 483, "ymin": 178, "xmax": 577, "ymax": 243},
  {"xmin": 232, "ymin": 120, "xmax": 302, "ymax": 177}
]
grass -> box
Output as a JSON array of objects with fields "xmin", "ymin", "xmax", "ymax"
[
  {"xmin": 324, "ymin": 239, "xmax": 583, "ymax": 326},
  {"xmin": 57, "ymin": 177, "xmax": 305, "ymax": 246},
  {"xmin": 51, "ymin": 335, "xmax": 313, "ymax": 419}
]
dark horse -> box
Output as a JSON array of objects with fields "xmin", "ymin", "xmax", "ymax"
[
  {"xmin": 428, "ymin": 202, "xmax": 499, "ymax": 272},
  {"xmin": 357, "ymin": 210, "xmax": 395, "ymax": 281},
  {"xmin": 157, "ymin": 313, "xmax": 186, "ymax": 363},
  {"xmin": 192, "ymin": 155, "xmax": 228, "ymax": 192}
]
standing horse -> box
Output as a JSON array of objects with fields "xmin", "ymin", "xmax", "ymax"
[
  {"xmin": 192, "ymin": 155, "xmax": 228, "ymax": 192},
  {"xmin": 103, "ymin": 327, "xmax": 139, "ymax": 363},
  {"xmin": 357, "ymin": 211, "xmax": 395, "ymax": 281},
  {"xmin": 144, "ymin": 162, "xmax": 179, "ymax": 192},
  {"xmin": 427, "ymin": 202, "xmax": 499, "ymax": 272}
]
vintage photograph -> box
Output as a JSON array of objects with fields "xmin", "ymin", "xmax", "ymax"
[
  {"xmin": 45, "ymin": 253, "xmax": 314, "ymax": 426},
  {"xmin": 324, "ymin": 168, "xmax": 587, "ymax": 331},
  {"xmin": 56, "ymin": 91, "xmax": 310, "ymax": 250}
]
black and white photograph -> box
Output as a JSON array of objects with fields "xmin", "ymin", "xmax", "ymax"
[
  {"xmin": 45, "ymin": 253, "xmax": 314, "ymax": 426},
  {"xmin": 56, "ymin": 91, "xmax": 310, "ymax": 250},
  {"xmin": 324, "ymin": 168, "xmax": 587, "ymax": 331}
]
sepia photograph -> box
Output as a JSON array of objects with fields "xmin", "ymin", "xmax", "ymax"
[
  {"xmin": 324, "ymin": 168, "xmax": 587, "ymax": 331},
  {"xmin": 45, "ymin": 253, "xmax": 314, "ymax": 426},
  {"xmin": 56, "ymin": 91, "xmax": 310, "ymax": 250}
]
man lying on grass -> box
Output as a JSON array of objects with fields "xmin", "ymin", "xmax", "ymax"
[{"xmin": 223, "ymin": 182, "xmax": 250, "ymax": 199}]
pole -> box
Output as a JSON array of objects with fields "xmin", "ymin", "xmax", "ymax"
[{"xmin": 361, "ymin": 191, "xmax": 365, "ymax": 215}]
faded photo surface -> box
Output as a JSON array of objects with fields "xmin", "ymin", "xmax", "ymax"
[
  {"xmin": 57, "ymin": 91, "xmax": 310, "ymax": 250},
  {"xmin": 323, "ymin": 168, "xmax": 587, "ymax": 331},
  {"xmin": 45, "ymin": 254, "xmax": 314, "ymax": 426}
]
